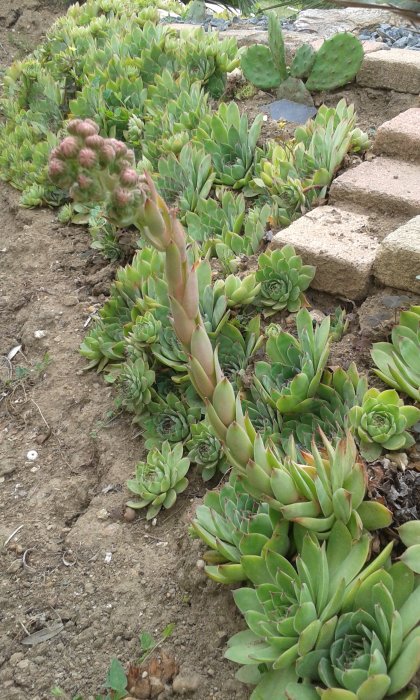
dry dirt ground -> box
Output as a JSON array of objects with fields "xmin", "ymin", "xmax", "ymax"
[
  {"xmin": 0, "ymin": 4, "xmax": 249, "ymax": 699},
  {"xmin": 0, "ymin": 4, "xmax": 419, "ymax": 700}
]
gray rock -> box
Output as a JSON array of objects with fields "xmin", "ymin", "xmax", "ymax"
[{"xmin": 262, "ymin": 99, "xmax": 317, "ymax": 124}]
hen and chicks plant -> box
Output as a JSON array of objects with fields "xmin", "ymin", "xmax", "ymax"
[{"xmin": 50, "ymin": 122, "xmax": 420, "ymax": 700}]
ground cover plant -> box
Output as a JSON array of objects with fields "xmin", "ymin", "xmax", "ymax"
[
  {"xmin": 0, "ymin": 0, "xmax": 370, "ymax": 261},
  {"xmin": 49, "ymin": 119, "xmax": 420, "ymax": 699}
]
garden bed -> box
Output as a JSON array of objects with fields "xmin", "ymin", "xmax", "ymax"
[{"xmin": 1, "ymin": 3, "xmax": 420, "ymax": 700}]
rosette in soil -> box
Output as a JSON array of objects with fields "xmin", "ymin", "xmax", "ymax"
[
  {"xmin": 349, "ymin": 388, "xmax": 420, "ymax": 462},
  {"xmin": 256, "ymin": 245, "xmax": 315, "ymax": 316},
  {"xmin": 186, "ymin": 421, "xmax": 228, "ymax": 481},
  {"xmin": 142, "ymin": 393, "xmax": 201, "ymax": 450},
  {"xmin": 127, "ymin": 442, "xmax": 190, "ymax": 520}
]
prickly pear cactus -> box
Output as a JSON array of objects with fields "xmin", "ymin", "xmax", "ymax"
[
  {"xmin": 305, "ymin": 33, "xmax": 364, "ymax": 91},
  {"xmin": 268, "ymin": 12, "xmax": 288, "ymax": 82},
  {"xmin": 290, "ymin": 43, "xmax": 316, "ymax": 79},
  {"xmin": 241, "ymin": 45, "xmax": 282, "ymax": 90}
]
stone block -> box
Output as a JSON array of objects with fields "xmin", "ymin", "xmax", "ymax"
[
  {"xmin": 271, "ymin": 206, "xmax": 378, "ymax": 300},
  {"xmin": 357, "ymin": 48, "xmax": 420, "ymax": 94},
  {"xmin": 373, "ymin": 108, "xmax": 420, "ymax": 163},
  {"xmin": 374, "ymin": 216, "xmax": 420, "ymax": 293},
  {"xmin": 329, "ymin": 157, "xmax": 420, "ymax": 218}
]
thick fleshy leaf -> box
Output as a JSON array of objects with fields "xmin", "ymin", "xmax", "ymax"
[
  {"xmin": 357, "ymin": 501, "xmax": 392, "ymax": 530},
  {"xmin": 388, "ymin": 636, "xmax": 420, "ymax": 694},
  {"xmin": 251, "ymin": 666, "xmax": 298, "ymax": 700},
  {"xmin": 318, "ymin": 689, "xmax": 356, "ymax": 699},
  {"xmin": 400, "ymin": 545, "xmax": 420, "ymax": 574},
  {"xmin": 399, "ymin": 521, "xmax": 420, "ymax": 548},
  {"xmin": 356, "ymin": 675, "xmax": 391, "ymax": 700},
  {"xmin": 285, "ymin": 683, "xmax": 319, "ymax": 700}
]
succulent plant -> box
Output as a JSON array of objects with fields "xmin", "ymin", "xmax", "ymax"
[
  {"xmin": 399, "ymin": 520, "xmax": 420, "ymax": 574},
  {"xmin": 191, "ymin": 476, "xmax": 290, "ymax": 583},
  {"xmin": 305, "ymin": 33, "xmax": 364, "ymax": 92},
  {"xmin": 141, "ymin": 72, "xmax": 210, "ymax": 167},
  {"xmin": 195, "ymin": 102, "xmax": 263, "ymax": 189},
  {"xmin": 329, "ymin": 306, "xmax": 349, "ymax": 342},
  {"xmin": 254, "ymin": 309, "xmax": 330, "ymax": 415},
  {"xmin": 349, "ymin": 388, "xmax": 420, "ymax": 462},
  {"xmin": 155, "ymin": 143, "xmax": 215, "ymax": 216},
  {"xmin": 186, "ymin": 420, "xmax": 228, "ymax": 481},
  {"xmin": 226, "ymin": 523, "xmax": 394, "ymax": 683},
  {"xmin": 142, "ymin": 392, "xmax": 202, "ymax": 449},
  {"xmin": 127, "ymin": 441, "xmax": 190, "ymax": 520},
  {"xmin": 371, "ymin": 306, "xmax": 420, "ymax": 402},
  {"xmin": 277, "ymin": 363, "xmax": 369, "ymax": 452},
  {"xmin": 127, "ymin": 310, "xmax": 162, "ymax": 350},
  {"xmin": 111, "ymin": 355, "xmax": 155, "ymax": 416},
  {"xmin": 216, "ymin": 204, "xmax": 271, "ymax": 265},
  {"xmin": 150, "ymin": 324, "xmax": 190, "ymax": 377},
  {"xmin": 217, "ymin": 317, "xmax": 265, "ymax": 389},
  {"xmin": 248, "ymin": 102, "xmax": 369, "ymax": 227},
  {"xmin": 241, "ymin": 13, "xmax": 363, "ymax": 95},
  {"xmin": 222, "ymin": 273, "xmax": 261, "ymax": 308},
  {"xmin": 256, "ymin": 245, "xmax": 315, "ymax": 316},
  {"xmin": 185, "ymin": 191, "xmax": 246, "ymax": 247},
  {"xmin": 80, "ymin": 320, "xmax": 126, "ymax": 372}
]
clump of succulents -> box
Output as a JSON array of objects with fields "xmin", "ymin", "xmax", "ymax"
[
  {"xmin": 155, "ymin": 143, "xmax": 215, "ymax": 216},
  {"xmin": 191, "ymin": 476, "xmax": 290, "ymax": 583},
  {"xmin": 217, "ymin": 317, "xmax": 264, "ymax": 389},
  {"xmin": 52, "ymin": 123, "xmax": 420, "ymax": 700},
  {"xmin": 254, "ymin": 309, "xmax": 330, "ymax": 414},
  {"xmin": 127, "ymin": 441, "xmax": 190, "ymax": 519},
  {"xmin": 349, "ymin": 388, "xmax": 420, "ymax": 461},
  {"xmin": 230, "ymin": 528, "xmax": 420, "ymax": 699},
  {"xmin": 195, "ymin": 101, "xmax": 263, "ymax": 189},
  {"xmin": 372, "ymin": 305, "xmax": 420, "ymax": 402},
  {"xmin": 256, "ymin": 245, "xmax": 315, "ymax": 315},
  {"xmin": 247, "ymin": 101, "xmax": 369, "ymax": 227}
]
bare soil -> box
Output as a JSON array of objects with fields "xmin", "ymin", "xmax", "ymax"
[{"xmin": 0, "ymin": 4, "xmax": 419, "ymax": 700}]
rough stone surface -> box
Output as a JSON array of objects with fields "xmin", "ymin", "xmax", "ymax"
[
  {"xmin": 357, "ymin": 48, "xmax": 420, "ymax": 93},
  {"xmin": 329, "ymin": 157, "xmax": 420, "ymax": 218},
  {"xmin": 271, "ymin": 206, "xmax": 378, "ymax": 300},
  {"xmin": 374, "ymin": 216, "xmax": 420, "ymax": 293},
  {"xmin": 373, "ymin": 108, "xmax": 420, "ymax": 163},
  {"xmin": 292, "ymin": 8, "xmax": 407, "ymax": 37}
]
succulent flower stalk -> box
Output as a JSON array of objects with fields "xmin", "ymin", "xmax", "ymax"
[{"xmin": 50, "ymin": 123, "xmax": 390, "ymax": 543}]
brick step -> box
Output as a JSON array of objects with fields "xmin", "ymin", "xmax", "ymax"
[
  {"xmin": 357, "ymin": 48, "xmax": 420, "ymax": 94},
  {"xmin": 271, "ymin": 206, "xmax": 378, "ymax": 301},
  {"xmin": 329, "ymin": 157, "xmax": 420, "ymax": 219},
  {"xmin": 373, "ymin": 109, "xmax": 420, "ymax": 164},
  {"xmin": 374, "ymin": 216, "xmax": 420, "ymax": 294}
]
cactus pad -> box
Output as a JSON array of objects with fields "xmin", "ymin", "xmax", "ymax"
[
  {"xmin": 306, "ymin": 33, "xmax": 364, "ymax": 91},
  {"xmin": 241, "ymin": 45, "xmax": 282, "ymax": 90},
  {"xmin": 290, "ymin": 43, "xmax": 316, "ymax": 80}
]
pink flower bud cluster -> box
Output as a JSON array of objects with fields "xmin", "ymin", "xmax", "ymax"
[{"xmin": 48, "ymin": 120, "xmax": 144, "ymax": 215}]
